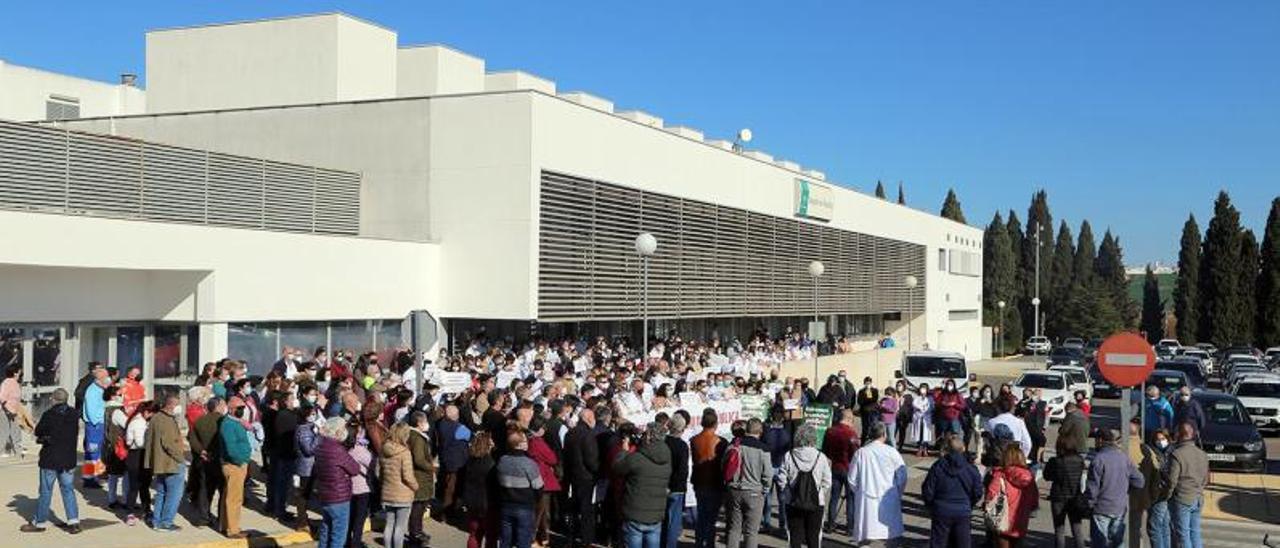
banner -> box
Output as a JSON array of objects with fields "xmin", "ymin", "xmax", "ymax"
[
  {"xmin": 439, "ymin": 372, "xmax": 471, "ymax": 395},
  {"xmin": 495, "ymin": 370, "xmax": 519, "ymax": 389},
  {"xmin": 740, "ymin": 394, "xmax": 770, "ymax": 421},
  {"xmin": 624, "ymin": 398, "xmax": 743, "ymax": 438},
  {"xmin": 804, "ymin": 404, "xmax": 835, "ymax": 449}
]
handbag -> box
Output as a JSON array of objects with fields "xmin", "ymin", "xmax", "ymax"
[{"xmin": 983, "ymin": 476, "xmax": 1011, "ymax": 534}]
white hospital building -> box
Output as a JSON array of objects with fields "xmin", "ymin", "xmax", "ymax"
[{"xmin": 0, "ymin": 13, "xmax": 983, "ymax": 414}]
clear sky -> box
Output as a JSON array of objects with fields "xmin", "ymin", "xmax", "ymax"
[{"xmin": 3, "ymin": 2, "xmax": 1277, "ymax": 264}]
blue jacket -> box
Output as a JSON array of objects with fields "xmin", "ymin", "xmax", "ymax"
[
  {"xmin": 434, "ymin": 418, "xmax": 472, "ymax": 472},
  {"xmin": 1143, "ymin": 396, "xmax": 1174, "ymax": 433},
  {"xmin": 761, "ymin": 425, "xmax": 791, "ymax": 468},
  {"xmin": 219, "ymin": 417, "xmax": 252, "ymax": 466},
  {"xmin": 82, "ymin": 382, "xmax": 105, "ymax": 425},
  {"xmin": 296, "ymin": 421, "xmax": 320, "ymax": 476},
  {"xmin": 1086, "ymin": 444, "xmax": 1144, "ymax": 517},
  {"xmin": 921, "ymin": 451, "xmax": 983, "ymax": 518},
  {"xmin": 1173, "ymin": 399, "xmax": 1205, "ymax": 434}
]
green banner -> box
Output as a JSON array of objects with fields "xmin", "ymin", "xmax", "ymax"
[
  {"xmin": 804, "ymin": 403, "xmax": 835, "ymax": 449},
  {"xmin": 740, "ymin": 395, "xmax": 771, "ymax": 421}
]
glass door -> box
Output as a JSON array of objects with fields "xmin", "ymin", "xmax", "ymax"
[{"xmin": 0, "ymin": 325, "xmax": 69, "ymax": 419}]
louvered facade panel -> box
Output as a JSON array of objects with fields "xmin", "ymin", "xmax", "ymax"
[
  {"xmin": 0, "ymin": 120, "xmax": 361, "ymax": 236},
  {"xmin": 538, "ymin": 170, "xmax": 926, "ymax": 322}
]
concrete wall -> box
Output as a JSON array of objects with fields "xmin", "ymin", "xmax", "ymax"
[
  {"xmin": 397, "ymin": 45, "xmax": 485, "ymax": 97},
  {"xmin": 0, "ymin": 209, "xmax": 439, "ymax": 323},
  {"xmin": 0, "ymin": 60, "xmax": 145, "ymax": 121},
  {"xmin": 778, "ymin": 347, "xmax": 906, "ymax": 389},
  {"xmin": 145, "ymin": 13, "xmax": 397, "ymax": 113}
]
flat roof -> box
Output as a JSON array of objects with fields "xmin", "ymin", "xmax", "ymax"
[{"xmin": 147, "ymin": 11, "xmax": 395, "ymax": 35}]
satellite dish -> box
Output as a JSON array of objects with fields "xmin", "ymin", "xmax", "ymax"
[{"xmin": 737, "ymin": 128, "xmax": 753, "ymax": 143}]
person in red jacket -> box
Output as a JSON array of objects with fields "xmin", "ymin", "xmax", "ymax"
[
  {"xmin": 526, "ymin": 418, "xmax": 561, "ymax": 548},
  {"xmin": 822, "ymin": 408, "xmax": 861, "ymax": 534},
  {"xmin": 935, "ymin": 381, "xmax": 967, "ymax": 438},
  {"xmin": 1074, "ymin": 391, "xmax": 1092, "ymax": 417},
  {"xmin": 984, "ymin": 444, "xmax": 1039, "ymax": 547},
  {"xmin": 120, "ymin": 367, "xmax": 146, "ymax": 414}
]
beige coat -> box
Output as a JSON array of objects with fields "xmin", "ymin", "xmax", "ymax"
[
  {"xmin": 144, "ymin": 410, "xmax": 185, "ymax": 475},
  {"xmin": 380, "ymin": 440, "xmax": 419, "ymax": 505}
]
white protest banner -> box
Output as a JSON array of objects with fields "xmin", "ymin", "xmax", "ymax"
[
  {"xmin": 439, "ymin": 372, "xmax": 471, "ymax": 395},
  {"xmin": 783, "ymin": 398, "xmax": 801, "ymax": 411},
  {"xmin": 678, "ymin": 392, "xmax": 704, "ymax": 409},
  {"xmin": 573, "ymin": 357, "xmax": 590, "ymax": 374},
  {"xmin": 496, "ymin": 370, "xmax": 518, "ymax": 388}
]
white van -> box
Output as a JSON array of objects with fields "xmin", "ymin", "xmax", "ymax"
[{"xmin": 895, "ymin": 351, "xmax": 975, "ymax": 392}]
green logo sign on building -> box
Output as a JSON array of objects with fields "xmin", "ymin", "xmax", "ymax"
[{"xmin": 794, "ymin": 179, "xmax": 833, "ymax": 221}]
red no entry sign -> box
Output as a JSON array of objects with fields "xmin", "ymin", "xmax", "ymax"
[{"xmin": 1096, "ymin": 332, "xmax": 1156, "ymax": 388}]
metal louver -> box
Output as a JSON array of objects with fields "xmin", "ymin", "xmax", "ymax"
[
  {"xmin": 0, "ymin": 120, "xmax": 360, "ymax": 236},
  {"xmin": 538, "ymin": 170, "xmax": 926, "ymax": 321}
]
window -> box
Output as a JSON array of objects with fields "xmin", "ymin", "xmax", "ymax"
[
  {"xmin": 45, "ymin": 96, "xmax": 80, "ymax": 120},
  {"xmin": 153, "ymin": 326, "xmax": 182, "ymax": 379},
  {"xmin": 280, "ymin": 322, "xmax": 327, "ymax": 358},
  {"xmin": 938, "ymin": 249, "xmax": 947, "ymax": 271},
  {"xmin": 228, "ymin": 323, "xmax": 279, "ymax": 376}
]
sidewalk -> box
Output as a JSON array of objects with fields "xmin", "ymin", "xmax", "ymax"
[
  {"xmin": 1203, "ymin": 471, "xmax": 1280, "ymax": 524},
  {"xmin": 0, "ymin": 456, "xmax": 320, "ymax": 548}
]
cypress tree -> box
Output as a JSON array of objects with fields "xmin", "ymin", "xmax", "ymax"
[
  {"xmin": 941, "ymin": 189, "xmax": 967, "ymax": 223},
  {"xmin": 1172, "ymin": 215, "xmax": 1201, "ymax": 344},
  {"xmin": 1239, "ymin": 229, "xmax": 1260, "ymax": 343},
  {"xmin": 1141, "ymin": 265, "xmax": 1165, "ymax": 343},
  {"xmin": 1073, "ymin": 220, "xmax": 1097, "ymax": 286},
  {"xmin": 1048, "ymin": 221, "xmax": 1075, "ymax": 337},
  {"xmin": 983, "ymin": 212, "xmax": 1020, "ymax": 352},
  {"xmin": 1096, "ymin": 230, "xmax": 1135, "ymax": 328},
  {"xmin": 1021, "ymin": 191, "xmax": 1054, "ymax": 337},
  {"xmin": 1199, "ymin": 191, "xmax": 1245, "ymax": 346},
  {"xmin": 875, "ymin": 180, "xmax": 886, "ymax": 199},
  {"xmin": 1259, "ymin": 198, "xmax": 1280, "ymax": 348},
  {"xmin": 897, "ymin": 182, "xmax": 906, "ymax": 205}
]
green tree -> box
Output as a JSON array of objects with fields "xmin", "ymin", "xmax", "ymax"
[
  {"xmin": 1141, "ymin": 265, "xmax": 1165, "ymax": 343},
  {"xmin": 1073, "ymin": 220, "xmax": 1097, "ymax": 287},
  {"xmin": 897, "ymin": 182, "xmax": 905, "ymax": 205},
  {"xmin": 1021, "ymin": 191, "xmax": 1054, "ymax": 337},
  {"xmin": 1258, "ymin": 198, "xmax": 1280, "ymax": 348},
  {"xmin": 875, "ymin": 180, "xmax": 886, "ymax": 199},
  {"xmin": 1199, "ymin": 191, "xmax": 1246, "ymax": 346},
  {"xmin": 941, "ymin": 189, "xmax": 966, "ymax": 223},
  {"xmin": 1240, "ymin": 229, "xmax": 1260, "ymax": 343},
  {"xmin": 983, "ymin": 212, "xmax": 1020, "ymax": 352},
  {"xmin": 1172, "ymin": 215, "xmax": 1201, "ymax": 344},
  {"xmin": 1095, "ymin": 230, "xmax": 1135, "ymax": 328},
  {"xmin": 1048, "ymin": 221, "xmax": 1075, "ymax": 338}
]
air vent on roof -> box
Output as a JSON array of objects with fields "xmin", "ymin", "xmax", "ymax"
[
  {"xmin": 664, "ymin": 126, "xmax": 703, "ymax": 141},
  {"xmin": 558, "ymin": 92, "xmax": 613, "ymax": 113},
  {"xmin": 743, "ymin": 150, "xmax": 773, "ymax": 162},
  {"xmin": 616, "ymin": 110, "xmax": 664, "ymax": 128},
  {"xmin": 484, "ymin": 71, "xmax": 556, "ymax": 94},
  {"xmin": 775, "ymin": 160, "xmax": 800, "ymax": 171},
  {"xmin": 803, "ymin": 169, "xmax": 826, "ymax": 181},
  {"xmin": 706, "ymin": 139, "xmax": 734, "ymax": 151}
]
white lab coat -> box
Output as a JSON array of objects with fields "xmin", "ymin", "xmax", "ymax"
[
  {"xmin": 907, "ymin": 394, "xmax": 934, "ymax": 446},
  {"xmin": 847, "ymin": 441, "xmax": 908, "ymax": 541}
]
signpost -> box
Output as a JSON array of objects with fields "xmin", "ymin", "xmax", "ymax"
[{"xmin": 1097, "ymin": 332, "xmax": 1156, "ymax": 443}]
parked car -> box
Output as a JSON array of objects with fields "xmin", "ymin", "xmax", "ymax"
[
  {"xmin": 1013, "ymin": 370, "xmax": 1071, "ymax": 421},
  {"xmin": 1196, "ymin": 342, "xmax": 1219, "ymax": 356},
  {"xmin": 1157, "ymin": 358, "xmax": 1208, "ymax": 391},
  {"xmin": 1191, "ymin": 392, "xmax": 1267, "ymax": 472},
  {"xmin": 1061, "ymin": 337, "xmax": 1085, "ymax": 350},
  {"xmin": 1264, "ymin": 347, "xmax": 1280, "ymax": 369},
  {"xmin": 1224, "ymin": 357, "xmax": 1266, "ymax": 384},
  {"xmin": 1144, "ymin": 369, "xmax": 1189, "ymax": 398},
  {"xmin": 1226, "ymin": 368, "xmax": 1278, "ymax": 392},
  {"xmin": 1083, "ymin": 338, "xmax": 1104, "ymax": 361},
  {"xmin": 1232, "ymin": 377, "xmax": 1280, "ymax": 433},
  {"xmin": 1219, "ymin": 345, "xmax": 1261, "ymax": 366},
  {"xmin": 1155, "ymin": 339, "xmax": 1182, "ymax": 359},
  {"xmin": 1046, "ymin": 346, "xmax": 1085, "ymax": 368},
  {"xmin": 1175, "ymin": 347, "xmax": 1213, "ymax": 375},
  {"xmin": 1088, "ymin": 362, "xmax": 1121, "ymax": 399},
  {"xmin": 1025, "ymin": 336, "xmax": 1052, "ymax": 355},
  {"xmin": 1049, "ymin": 364, "xmax": 1093, "ymax": 399}
]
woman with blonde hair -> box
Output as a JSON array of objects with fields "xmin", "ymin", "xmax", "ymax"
[{"xmin": 379, "ymin": 422, "xmax": 418, "ymax": 548}]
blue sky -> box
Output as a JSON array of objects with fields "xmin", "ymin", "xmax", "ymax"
[{"xmin": 3, "ymin": 2, "xmax": 1278, "ymax": 264}]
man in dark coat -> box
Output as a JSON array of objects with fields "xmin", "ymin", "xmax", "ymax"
[
  {"xmin": 21, "ymin": 388, "xmax": 82, "ymax": 534},
  {"xmin": 855, "ymin": 377, "xmax": 881, "ymax": 442},
  {"xmin": 921, "ymin": 435, "xmax": 983, "ymax": 548},
  {"xmin": 432, "ymin": 404, "xmax": 471, "ymax": 516},
  {"xmin": 563, "ymin": 407, "xmax": 601, "ymax": 547},
  {"xmin": 1058, "ymin": 402, "xmax": 1091, "ymax": 454}
]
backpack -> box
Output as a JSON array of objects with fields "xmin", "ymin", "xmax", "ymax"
[
  {"xmin": 983, "ymin": 475, "xmax": 1011, "ymax": 534},
  {"xmin": 787, "ymin": 452, "xmax": 822, "ymax": 512},
  {"xmin": 723, "ymin": 439, "xmax": 743, "ymax": 484}
]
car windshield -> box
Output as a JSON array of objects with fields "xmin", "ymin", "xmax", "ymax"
[
  {"xmin": 1050, "ymin": 347, "xmax": 1081, "ymax": 358},
  {"xmin": 1161, "ymin": 362, "xmax": 1206, "ymax": 386},
  {"xmin": 1237, "ymin": 383, "xmax": 1280, "ymax": 398},
  {"xmin": 1146, "ymin": 374, "xmax": 1186, "ymax": 391},
  {"xmin": 1204, "ymin": 400, "xmax": 1250, "ymax": 425},
  {"xmin": 1067, "ymin": 371, "xmax": 1087, "ymax": 384},
  {"xmin": 1017, "ymin": 374, "xmax": 1064, "ymax": 390},
  {"xmin": 904, "ymin": 356, "xmax": 966, "ymax": 378}
]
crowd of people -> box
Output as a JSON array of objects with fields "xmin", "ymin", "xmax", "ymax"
[{"xmin": 10, "ymin": 329, "xmax": 1213, "ymax": 548}]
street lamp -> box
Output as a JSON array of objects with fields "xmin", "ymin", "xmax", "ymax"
[
  {"xmin": 997, "ymin": 300, "xmax": 1006, "ymax": 357},
  {"xmin": 809, "ymin": 260, "xmax": 825, "ymax": 384},
  {"xmin": 904, "ymin": 275, "xmax": 919, "ymax": 350},
  {"xmin": 635, "ymin": 233, "xmax": 658, "ymax": 360}
]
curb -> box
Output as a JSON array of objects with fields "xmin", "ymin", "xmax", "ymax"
[{"xmin": 149, "ymin": 521, "xmax": 373, "ymax": 548}]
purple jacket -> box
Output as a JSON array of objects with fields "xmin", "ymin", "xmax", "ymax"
[{"xmin": 314, "ymin": 436, "xmax": 361, "ymax": 504}]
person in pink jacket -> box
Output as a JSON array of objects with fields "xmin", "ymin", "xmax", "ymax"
[{"xmin": 526, "ymin": 418, "xmax": 561, "ymax": 548}]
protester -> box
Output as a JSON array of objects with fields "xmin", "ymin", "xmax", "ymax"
[
  {"xmin": 82, "ymin": 370, "xmax": 109, "ymax": 489},
  {"xmin": 293, "ymin": 400, "xmax": 322, "ymax": 530},
  {"xmin": 188, "ymin": 396, "xmax": 226, "ymax": 527},
  {"xmin": 821, "ymin": 408, "xmax": 859, "ymax": 533},
  {"xmin": 497, "ymin": 430, "xmax": 543, "ymax": 548},
  {"xmin": 855, "ymin": 377, "xmax": 880, "ymax": 442},
  {"xmin": 1086, "ymin": 428, "xmax": 1144, "ymax": 548},
  {"xmin": 219, "ymin": 397, "xmax": 253, "ymax": 539},
  {"xmin": 270, "ymin": 391, "xmax": 301, "ymax": 522},
  {"xmin": 935, "ymin": 380, "xmax": 966, "ymax": 437},
  {"xmin": 407, "ymin": 411, "xmax": 436, "ymax": 546},
  {"xmin": 725, "ymin": 418, "xmax": 772, "ymax": 548},
  {"xmin": 1171, "ymin": 387, "xmax": 1205, "ymax": 436},
  {"xmin": 759, "ymin": 409, "xmax": 791, "ymax": 536},
  {"xmin": 847, "ymin": 422, "xmax": 906, "ymax": 544},
  {"xmin": 348, "ymin": 424, "xmax": 374, "ymax": 548},
  {"xmin": 1162, "ymin": 422, "xmax": 1208, "ymax": 548},
  {"xmin": 774, "ymin": 424, "xmax": 830, "ymax": 548},
  {"xmin": 985, "ymin": 397, "xmax": 1032, "ymax": 458},
  {"xmin": 145, "ymin": 394, "xmax": 187, "ymax": 532},
  {"xmin": 878, "ymin": 387, "xmax": 900, "ymax": 449},
  {"xmin": 21, "ymin": 388, "xmax": 81, "ymax": 534},
  {"xmin": 615, "ymin": 421, "xmax": 673, "ymax": 548},
  {"xmin": 922, "ymin": 434, "xmax": 981, "ymax": 548},
  {"xmin": 690, "ymin": 408, "xmax": 727, "ymax": 548},
  {"xmin": 382, "ymin": 423, "xmax": 421, "ymax": 548},
  {"xmin": 1135, "ymin": 423, "xmax": 1170, "ymax": 548},
  {"xmin": 1, "ymin": 365, "xmax": 28, "ymax": 457},
  {"xmin": 662, "ymin": 413, "xmax": 691, "ymax": 548},
  {"xmin": 907, "ymin": 384, "xmax": 934, "ymax": 457},
  {"xmin": 314, "ymin": 417, "xmax": 362, "ymax": 548},
  {"xmin": 1057, "ymin": 401, "xmax": 1090, "ymax": 455},
  {"xmin": 433, "ymin": 404, "xmax": 471, "ymax": 519},
  {"xmin": 1044, "ymin": 437, "xmax": 1087, "ymax": 548},
  {"xmin": 1073, "ymin": 391, "xmax": 1091, "ymax": 417},
  {"xmin": 1017, "ymin": 388, "xmax": 1048, "ymax": 466},
  {"xmin": 1143, "ymin": 385, "xmax": 1175, "ymax": 435},
  {"xmin": 460, "ymin": 431, "xmax": 495, "ymax": 548},
  {"xmin": 985, "ymin": 445, "xmax": 1039, "ymax": 548},
  {"xmin": 103, "ymin": 386, "xmax": 129, "ymax": 509},
  {"xmin": 124, "ymin": 401, "xmax": 156, "ymax": 525},
  {"xmin": 526, "ymin": 417, "xmax": 561, "ymax": 548}
]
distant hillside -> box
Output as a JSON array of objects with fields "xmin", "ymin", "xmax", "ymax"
[{"xmin": 1127, "ymin": 272, "xmax": 1176, "ymax": 311}]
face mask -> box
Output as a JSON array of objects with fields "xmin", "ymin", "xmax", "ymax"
[
  {"xmin": 918, "ymin": 389, "xmax": 926, "ymax": 395},
  {"xmin": 305, "ymin": 395, "xmax": 317, "ymax": 404},
  {"xmin": 1157, "ymin": 439, "xmax": 1170, "ymax": 449},
  {"xmin": 1180, "ymin": 394, "xmax": 1190, "ymax": 401},
  {"xmin": 241, "ymin": 387, "xmax": 252, "ymax": 395}
]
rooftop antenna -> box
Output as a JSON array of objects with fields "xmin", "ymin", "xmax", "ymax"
[{"xmin": 732, "ymin": 128, "xmax": 752, "ymax": 152}]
